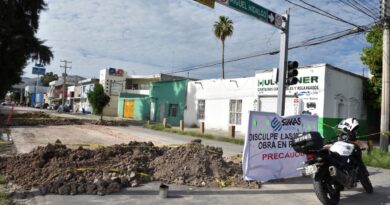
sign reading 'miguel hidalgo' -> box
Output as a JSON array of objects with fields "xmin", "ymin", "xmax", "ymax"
[
  {"xmin": 216, "ymin": 0, "xmax": 284, "ymax": 29},
  {"xmin": 242, "ymin": 111, "xmax": 318, "ymax": 181}
]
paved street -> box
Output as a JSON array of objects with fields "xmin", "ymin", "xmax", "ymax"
[
  {"xmin": 15, "ymin": 167, "xmax": 390, "ymax": 205},
  {"xmin": 2, "ymin": 107, "xmax": 390, "ymax": 205}
]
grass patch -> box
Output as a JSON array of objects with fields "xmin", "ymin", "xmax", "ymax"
[
  {"xmin": 144, "ymin": 124, "xmax": 244, "ymax": 145},
  {"xmin": 0, "ymin": 192, "xmax": 11, "ymax": 205},
  {"xmin": 0, "ymin": 176, "xmax": 5, "ymax": 185},
  {"xmin": 0, "ymin": 180, "xmax": 8, "ymax": 205},
  {"xmin": 363, "ymin": 148, "xmax": 390, "ymax": 169}
]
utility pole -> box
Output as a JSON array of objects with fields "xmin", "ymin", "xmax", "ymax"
[
  {"xmin": 60, "ymin": 60, "xmax": 72, "ymax": 107},
  {"xmin": 381, "ymin": 0, "xmax": 390, "ymax": 152},
  {"xmin": 276, "ymin": 13, "xmax": 290, "ymax": 116}
]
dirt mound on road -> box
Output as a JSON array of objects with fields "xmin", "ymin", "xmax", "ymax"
[
  {"xmin": 1, "ymin": 140, "xmax": 260, "ymax": 195},
  {"xmin": 150, "ymin": 141, "xmax": 239, "ymax": 187},
  {"xmin": 3, "ymin": 111, "xmax": 84, "ymax": 126},
  {"xmin": 11, "ymin": 112, "xmax": 50, "ymax": 119}
]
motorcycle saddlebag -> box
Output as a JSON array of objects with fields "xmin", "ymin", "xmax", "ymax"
[{"xmin": 292, "ymin": 132, "xmax": 324, "ymax": 154}]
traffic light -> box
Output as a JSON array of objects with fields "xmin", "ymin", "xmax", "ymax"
[{"xmin": 286, "ymin": 61, "xmax": 298, "ymax": 86}]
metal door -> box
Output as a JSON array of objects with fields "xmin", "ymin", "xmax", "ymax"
[
  {"xmin": 159, "ymin": 103, "xmax": 165, "ymax": 122},
  {"xmin": 124, "ymin": 100, "xmax": 135, "ymax": 118},
  {"xmin": 150, "ymin": 101, "xmax": 156, "ymax": 121}
]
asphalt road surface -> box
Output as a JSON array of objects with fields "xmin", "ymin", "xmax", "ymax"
[
  {"xmin": 14, "ymin": 167, "xmax": 390, "ymax": 205},
  {"xmin": 2, "ymin": 106, "xmax": 390, "ymax": 205}
]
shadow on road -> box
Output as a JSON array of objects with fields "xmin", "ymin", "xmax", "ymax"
[
  {"xmin": 341, "ymin": 185, "xmax": 390, "ymax": 205},
  {"xmin": 114, "ymin": 187, "xmax": 314, "ymax": 197}
]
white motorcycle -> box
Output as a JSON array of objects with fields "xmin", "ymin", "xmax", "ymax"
[{"xmin": 292, "ymin": 118, "xmax": 373, "ymax": 205}]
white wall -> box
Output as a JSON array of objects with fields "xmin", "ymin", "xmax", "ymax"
[
  {"xmin": 184, "ymin": 64, "xmax": 329, "ymax": 135},
  {"xmin": 103, "ymin": 95, "xmax": 119, "ymax": 117},
  {"xmin": 255, "ymin": 64, "xmax": 326, "ymax": 117},
  {"xmin": 323, "ymin": 65, "xmax": 364, "ymax": 119},
  {"xmin": 123, "ymin": 90, "xmax": 150, "ymax": 95},
  {"xmin": 184, "ymin": 77, "xmax": 257, "ymax": 134}
]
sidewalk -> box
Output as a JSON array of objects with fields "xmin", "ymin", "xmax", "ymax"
[{"xmin": 171, "ymin": 126, "xmax": 245, "ymax": 139}]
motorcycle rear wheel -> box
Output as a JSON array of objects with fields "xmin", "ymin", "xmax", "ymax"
[{"xmin": 313, "ymin": 179, "xmax": 340, "ymax": 205}]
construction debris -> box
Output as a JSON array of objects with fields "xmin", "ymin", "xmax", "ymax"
[{"xmin": 0, "ymin": 140, "xmax": 260, "ymax": 195}]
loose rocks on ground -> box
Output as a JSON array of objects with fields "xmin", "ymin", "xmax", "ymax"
[{"xmin": 0, "ymin": 140, "xmax": 260, "ymax": 195}]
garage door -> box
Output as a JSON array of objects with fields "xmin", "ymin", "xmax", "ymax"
[
  {"xmin": 124, "ymin": 100, "xmax": 135, "ymax": 118},
  {"xmin": 259, "ymin": 97, "xmax": 299, "ymax": 116}
]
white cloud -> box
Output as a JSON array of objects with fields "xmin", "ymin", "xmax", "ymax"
[{"xmin": 24, "ymin": 0, "xmax": 377, "ymax": 79}]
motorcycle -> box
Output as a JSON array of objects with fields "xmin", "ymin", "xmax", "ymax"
[{"xmin": 292, "ymin": 118, "xmax": 373, "ymax": 205}]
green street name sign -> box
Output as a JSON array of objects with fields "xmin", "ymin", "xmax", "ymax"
[{"xmin": 216, "ymin": 0, "xmax": 284, "ymax": 30}]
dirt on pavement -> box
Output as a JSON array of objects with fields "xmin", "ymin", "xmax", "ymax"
[
  {"xmin": 0, "ymin": 140, "xmax": 259, "ymax": 196},
  {"xmin": 1, "ymin": 111, "xmax": 136, "ymax": 127}
]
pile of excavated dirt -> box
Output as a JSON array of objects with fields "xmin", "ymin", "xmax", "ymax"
[
  {"xmin": 11, "ymin": 112, "xmax": 51, "ymax": 119},
  {"xmin": 0, "ymin": 140, "xmax": 260, "ymax": 195},
  {"xmin": 3, "ymin": 112, "xmax": 84, "ymax": 126},
  {"xmin": 2, "ymin": 111, "xmax": 140, "ymax": 127}
]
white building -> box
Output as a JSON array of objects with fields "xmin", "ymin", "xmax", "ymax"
[
  {"xmin": 184, "ymin": 64, "xmax": 366, "ymax": 138},
  {"xmin": 78, "ymin": 78, "xmax": 99, "ymax": 114}
]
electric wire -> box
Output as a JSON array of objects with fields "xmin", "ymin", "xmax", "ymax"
[
  {"xmin": 284, "ymin": 0, "xmax": 359, "ymax": 27},
  {"xmin": 163, "ymin": 22, "xmax": 376, "ymax": 75},
  {"xmin": 341, "ymin": 0, "xmax": 379, "ymax": 20},
  {"xmin": 295, "ymin": 0, "xmax": 362, "ymax": 27}
]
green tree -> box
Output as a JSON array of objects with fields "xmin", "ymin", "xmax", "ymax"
[
  {"xmin": 361, "ymin": 25, "xmax": 383, "ymax": 109},
  {"xmin": 214, "ymin": 16, "xmax": 234, "ymax": 79},
  {"xmin": 11, "ymin": 92, "xmax": 21, "ymax": 102},
  {"xmin": 41, "ymin": 72, "xmax": 58, "ymax": 86},
  {"xmin": 0, "ymin": 0, "xmax": 53, "ymax": 98},
  {"xmin": 87, "ymin": 84, "xmax": 110, "ymax": 121}
]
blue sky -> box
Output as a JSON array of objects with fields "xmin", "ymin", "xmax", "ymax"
[{"xmin": 24, "ymin": 0, "xmax": 378, "ymax": 79}]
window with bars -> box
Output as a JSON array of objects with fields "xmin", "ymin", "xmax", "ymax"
[
  {"xmin": 168, "ymin": 104, "xmax": 178, "ymax": 117},
  {"xmin": 197, "ymin": 100, "xmax": 205, "ymax": 120},
  {"xmin": 229, "ymin": 99, "xmax": 242, "ymax": 125}
]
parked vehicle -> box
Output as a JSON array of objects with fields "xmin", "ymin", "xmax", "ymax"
[
  {"xmin": 57, "ymin": 105, "xmax": 70, "ymax": 113},
  {"xmin": 42, "ymin": 103, "xmax": 49, "ymax": 109},
  {"xmin": 0, "ymin": 102, "xmax": 6, "ymax": 106},
  {"xmin": 292, "ymin": 118, "xmax": 373, "ymax": 205}
]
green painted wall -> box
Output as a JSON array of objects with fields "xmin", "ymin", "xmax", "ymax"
[
  {"xmin": 318, "ymin": 117, "xmax": 369, "ymax": 141},
  {"xmin": 118, "ymin": 93, "xmax": 150, "ymax": 121},
  {"xmin": 150, "ymin": 79, "xmax": 188, "ymax": 126}
]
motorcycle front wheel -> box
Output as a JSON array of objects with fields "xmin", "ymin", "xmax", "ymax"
[
  {"xmin": 359, "ymin": 172, "xmax": 373, "ymax": 193},
  {"xmin": 313, "ymin": 179, "xmax": 340, "ymax": 205}
]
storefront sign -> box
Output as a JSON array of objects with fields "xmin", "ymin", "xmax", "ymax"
[
  {"xmin": 256, "ymin": 69, "xmax": 323, "ymax": 115},
  {"xmin": 108, "ymin": 68, "xmax": 124, "ymax": 76},
  {"xmin": 242, "ymin": 111, "xmax": 318, "ymax": 181}
]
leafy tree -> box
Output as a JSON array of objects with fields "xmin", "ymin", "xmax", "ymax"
[
  {"xmin": 361, "ymin": 25, "xmax": 383, "ymax": 109},
  {"xmin": 214, "ymin": 16, "xmax": 234, "ymax": 79},
  {"xmin": 11, "ymin": 92, "xmax": 21, "ymax": 102},
  {"xmin": 87, "ymin": 84, "xmax": 110, "ymax": 121},
  {"xmin": 0, "ymin": 0, "xmax": 53, "ymax": 98},
  {"xmin": 41, "ymin": 72, "xmax": 58, "ymax": 86}
]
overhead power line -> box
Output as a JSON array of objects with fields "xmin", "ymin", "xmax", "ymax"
[
  {"xmin": 340, "ymin": 0, "xmax": 379, "ymax": 21},
  {"xmin": 163, "ymin": 22, "xmax": 377, "ymax": 75},
  {"xmin": 284, "ymin": 0, "xmax": 361, "ymax": 27}
]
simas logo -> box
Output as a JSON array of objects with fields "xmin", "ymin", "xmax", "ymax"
[
  {"xmin": 271, "ymin": 117, "xmax": 282, "ymax": 131},
  {"xmin": 282, "ymin": 117, "xmax": 301, "ymax": 126},
  {"xmin": 271, "ymin": 117, "xmax": 302, "ymax": 131}
]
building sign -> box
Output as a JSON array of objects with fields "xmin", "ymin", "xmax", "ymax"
[
  {"xmin": 108, "ymin": 68, "xmax": 124, "ymax": 76},
  {"xmin": 32, "ymin": 65, "xmax": 46, "ymax": 75},
  {"xmin": 256, "ymin": 68, "xmax": 324, "ymax": 115},
  {"xmin": 242, "ymin": 111, "xmax": 318, "ymax": 181}
]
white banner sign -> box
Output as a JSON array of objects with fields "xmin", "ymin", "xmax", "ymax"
[{"xmin": 242, "ymin": 111, "xmax": 318, "ymax": 181}]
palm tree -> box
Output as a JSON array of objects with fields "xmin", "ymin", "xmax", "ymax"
[{"xmin": 213, "ymin": 16, "xmax": 234, "ymax": 79}]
